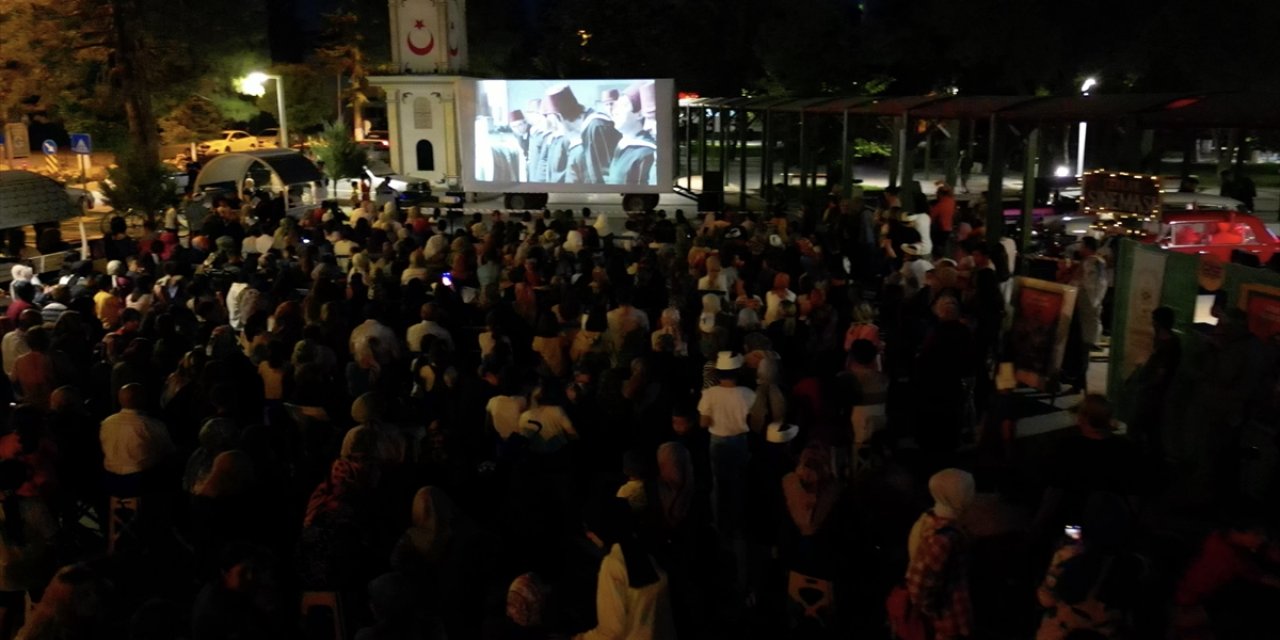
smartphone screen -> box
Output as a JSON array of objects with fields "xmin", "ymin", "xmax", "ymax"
[{"xmin": 1064, "ymin": 525, "xmax": 1082, "ymax": 541}]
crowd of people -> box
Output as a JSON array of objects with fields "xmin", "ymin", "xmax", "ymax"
[{"xmin": 0, "ymin": 179, "xmax": 1272, "ymax": 640}]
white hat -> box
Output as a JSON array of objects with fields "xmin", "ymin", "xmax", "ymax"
[
  {"xmin": 699, "ymin": 312, "xmax": 718, "ymax": 334},
  {"xmin": 900, "ymin": 243, "xmax": 924, "ymax": 256},
  {"xmin": 766, "ymin": 421, "xmax": 799, "ymax": 444},
  {"xmin": 769, "ymin": 233, "xmax": 784, "ymax": 248},
  {"xmin": 714, "ymin": 351, "xmax": 743, "ymax": 371},
  {"xmin": 562, "ymin": 229, "xmax": 583, "ymax": 253}
]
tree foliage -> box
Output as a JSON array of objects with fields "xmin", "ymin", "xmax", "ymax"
[
  {"xmin": 311, "ymin": 121, "xmax": 368, "ymax": 182},
  {"xmin": 101, "ymin": 147, "xmax": 179, "ymax": 217}
]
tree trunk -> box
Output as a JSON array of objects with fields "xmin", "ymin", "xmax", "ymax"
[{"xmin": 111, "ymin": 0, "xmax": 159, "ymax": 162}]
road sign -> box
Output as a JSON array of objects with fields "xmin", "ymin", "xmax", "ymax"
[
  {"xmin": 41, "ymin": 140, "xmax": 57, "ymax": 155},
  {"xmin": 45, "ymin": 155, "xmax": 60, "ymax": 173},
  {"xmin": 4, "ymin": 123, "xmax": 29, "ymax": 159},
  {"xmin": 69, "ymin": 133, "xmax": 92, "ymax": 155}
]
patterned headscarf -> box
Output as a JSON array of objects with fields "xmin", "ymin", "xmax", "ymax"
[
  {"xmin": 303, "ymin": 458, "xmax": 377, "ymax": 526},
  {"xmin": 506, "ymin": 573, "xmax": 546, "ymax": 628}
]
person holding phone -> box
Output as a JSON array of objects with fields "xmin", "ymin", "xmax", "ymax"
[{"xmin": 1035, "ymin": 493, "xmax": 1145, "ymax": 639}]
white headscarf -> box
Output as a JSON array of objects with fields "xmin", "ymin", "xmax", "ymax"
[{"xmin": 907, "ymin": 468, "xmax": 975, "ymax": 561}]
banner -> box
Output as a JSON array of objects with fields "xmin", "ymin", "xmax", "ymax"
[
  {"xmin": 1106, "ymin": 240, "xmax": 1199, "ymax": 414},
  {"xmin": 1119, "ymin": 247, "xmax": 1168, "ymax": 380},
  {"xmin": 1080, "ymin": 170, "xmax": 1162, "ymax": 217},
  {"xmin": 1010, "ymin": 277, "xmax": 1078, "ymax": 390}
]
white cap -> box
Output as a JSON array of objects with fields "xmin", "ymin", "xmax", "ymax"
[{"xmin": 766, "ymin": 421, "xmax": 799, "ymax": 444}]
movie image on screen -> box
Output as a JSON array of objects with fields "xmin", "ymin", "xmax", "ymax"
[{"xmin": 474, "ymin": 79, "xmax": 662, "ymax": 189}]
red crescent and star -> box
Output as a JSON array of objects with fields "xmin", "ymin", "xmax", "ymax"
[{"xmin": 407, "ymin": 18, "xmax": 434, "ymax": 56}]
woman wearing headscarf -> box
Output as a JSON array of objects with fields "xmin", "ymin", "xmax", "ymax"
[
  {"xmin": 340, "ymin": 393, "xmax": 406, "ymax": 465},
  {"xmin": 389, "ymin": 486, "xmax": 455, "ymax": 573},
  {"xmin": 189, "ymin": 451, "xmax": 261, "ymax": 569},
  {"xmin": 296, "ymin": 457, "xmax": 383, "ymax": 590},
  {"xmin": 576, "ymin": 498, "xmax": 676, "ymax": 640},
  {"xmin": 390, "ymin": 487, "xmax": 491, "ymax": 638},
  {"xmin": 781, "ymin": 443, "xmax": 842, "ymax": 628},
  {"xmin": 650, "ymin": 308, "xmax": 687, "ymax": 357},
  {"xmin": 183, "ymin": 418, "xmax": 241, "ymax": 494},
  {"xmin": 904, "ymin": 468, "xmax": 976, "ymax": 640},
  {"xmin": 763, "ymin": 273, "xmax": 797, "ymax": 326}
]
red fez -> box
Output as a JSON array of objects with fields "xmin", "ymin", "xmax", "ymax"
[
  {"xmin": 543, "ymin": 84, "xmax": 584, "ymax": 120},
  {"xmin": 509, "ymin": 109, "xmax": 525, "ymax": 122},
  {"xmin": 621, "ymin": 83, "xmax": 644, "ymax": 113}
]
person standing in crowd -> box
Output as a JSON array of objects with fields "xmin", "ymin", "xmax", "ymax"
[
  {"xmin": 698, "ymin": 351, "xmax": 754, "ymax": 542},
  {"xmin": 904, "ymin": 468, "xmax": 975, "ymax": 640},
  {"xmin": 1134, "ymin": 306, "xmax": 1180, "ymax": 459},
  {"xmin": 100, "ymin": 383, "xmax": 175, "ymax": 495},
  {"xmin": 0, "ymin": 150, "xmax": 1262, "ymax": 640}
]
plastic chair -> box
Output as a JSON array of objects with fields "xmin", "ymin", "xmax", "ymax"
[{"xmin": 300, "ymin": 591, "xmax": 347, "ymax": 640}]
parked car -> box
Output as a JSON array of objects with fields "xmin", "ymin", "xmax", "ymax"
[
  {"xmin": 197, "ymin": 130, "xmax": 260, "ymax": 156},
  {"xmin": 332, "ymin": 167, "xmax": 435, "ymax": 207},
  {"xmin": 255, "ymin": 129, "xmax": 281, "ymax": 148},
  {"xmin": 363, "ymin": 130, "xmax": 390, "ymax": 147},
  {"xmin": 1146, "ymin": 210, "xmax": 1280, "ymax": 263},
  {"xmin": 64, "ymin": 183, "xmax": 94, "ymax": 211}
]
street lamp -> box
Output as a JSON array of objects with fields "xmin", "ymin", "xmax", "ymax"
[
  {"xmin": 1076, "ymin": 76, "xmax": 1098, "ymax": 176},
  {"xmin": 238, "ymin": 71, "xmax": 288, "ymax": 150}
]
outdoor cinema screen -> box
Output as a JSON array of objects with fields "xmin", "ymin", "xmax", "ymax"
[{"xmin": 469, "ymin": 78, "xmax": 673, "ymax": 193}]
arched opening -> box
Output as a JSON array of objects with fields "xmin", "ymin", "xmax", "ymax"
[{"xmin": 416, "ymin": 140, "xmax": 435, "ymax": 171}]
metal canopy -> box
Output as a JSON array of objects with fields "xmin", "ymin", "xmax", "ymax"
[
  {"xmin": 844, "ymin": 95, "xmax": 951, "ymax": 116},
  {"xmin": 804, "ymin": 96, "xmax": 877, "ymax": 114},
  {"xmin": 193, "ymin": 150, "xmax": 325, "ymax": 192},
  {"xmin": 0, "ymin": 170, "xmax": 78, "ymax": 229},
  {"xmin": 997, "ymin": 93, "xmax": 1191, "ymax": 122},
  {"xmin": 909, "ymin": 95, "xmax": 1042, "ymax": 120},
  {"xmin": 770, "ymin": 97, "xmax": 841, "ymax": 113},
  {"xmin": 1137, "ymin": 93, "xmax": 1280, "ymax": 129}
]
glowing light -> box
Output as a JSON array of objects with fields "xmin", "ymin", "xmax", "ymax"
[
  {"xmin": 1054, "ymin": 165, "xmax": 1072, "ymax": 177},
  {"xmin": 236, "ymin": 71, "xmax": 273, "ymax": 97},
  {"xmin": 1080, "ymin": 77, "xmax": 1098, "ymax": 95}
]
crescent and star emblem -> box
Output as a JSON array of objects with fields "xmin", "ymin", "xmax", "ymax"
[{"xmin": 407, "ymin": 19, "xmax": 435, "ymax": 56}]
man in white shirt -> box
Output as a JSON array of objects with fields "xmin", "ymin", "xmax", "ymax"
[
  {"xmin": 100, "ymin": 384, "xmax": 175, "ymax": 486},
  {"xmin": 697, "ymin": 352, "xmax": 756, "ymax": 537},
  {"xmin": 406, "ymin": 303, "xmax": 454, "ymax": 353}
]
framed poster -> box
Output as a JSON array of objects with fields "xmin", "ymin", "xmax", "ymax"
[
  {"xmin": 1239, "ymin": 283, "xmax": 1280, "ymax": 341},
  {"xmin": 1010, "ymin": 277, "xmax": 1079, "ymax": 390}
]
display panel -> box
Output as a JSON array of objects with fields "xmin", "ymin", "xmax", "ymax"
[{"xmin": 467, "ymin": 79, "xmax": 673, "ymax": 193}]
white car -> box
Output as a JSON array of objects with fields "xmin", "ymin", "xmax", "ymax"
[
  {"xmin": 1160, "ymin": 192, "xmax": 1244, "ymax": 213},
  {"xmin": 197, "ymin": 130, "xmax": 260, "ymax": 156}
]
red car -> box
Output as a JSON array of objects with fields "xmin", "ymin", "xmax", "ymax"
[{"xmin": 1148, "ymin": 210, "xmax": 1280, "ymax": 263}]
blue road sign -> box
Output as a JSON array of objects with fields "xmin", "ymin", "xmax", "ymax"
[
  {"xmin": 70, "ymin": 133, "xmax": 92, "ymax": 155},
  {"xmin": 41, "ymin": 140, "xmax": 58, "ymax": 155}
]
